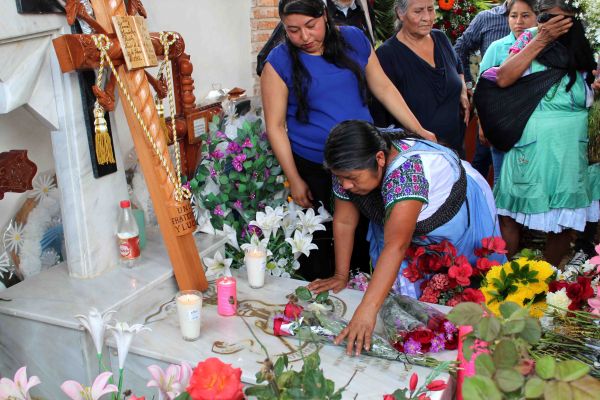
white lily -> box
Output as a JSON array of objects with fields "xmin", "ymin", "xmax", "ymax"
[
  {"xmin": 75, "ymin": 308, "xmax": 116, "ymax": 356},
  {"xmin": 0, "ymin": 366, "xmax": 41, "ymax": 400},
  {"xmin": 108, "ymin": 322, "xmax": 151, "ymax": 370},
  {"xmin": 60, "ymin": 371, "xmax": 117, "ymax": 400},
  {"xmin": 216, "ymin": 223, "xmax": 239, "ymax": 251},
  {"xmin": 249, "ymin": 206, "xmax": 285, "ymax": 239},
  {"xmin": 203, "ymin": 250, "xmax": 233, "ymax": 277},
  {"xmin": 194, "ymin": 208, "xmax": 215, "ymax": 235},
  {"xmin": 241, "ymin": 234, "xmax": 272, "ymax": 256},
  {"xmin": 316, "ymin": 201, "xmax": 332, "ymax": 223},
  {"xmin": 147, "ymin": 361, "xmax": 192, "ymax": 400},
  {"xmin": 285, "ymin": 231, "xmax": 318, "ymax": 259},
  {"xmin": 296, "ymin": 208, "xmax": 326, "ymax": 235}
]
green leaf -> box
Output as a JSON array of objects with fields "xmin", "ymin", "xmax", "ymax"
[
  {"xmin": 295, "ymin": 286, "xmax": 312, "ymax": 301},
  {"xmin": 274, "ymin": 355, "xmax": 285, "ymax": 377},
  {"xmin": 502, "ymin": 319, "xmax": 526, "ymax": 335},
  {"xmin": 555, "ymin": 360, "xmax": 590, "ymax": 382},
  {"xmin": 519, "ymin": 317, "xmax": 542, "ymax": 344},
  {"xmin": 219, "ymin": 175, "xmax": 229, "ymax": 185},
  {"xmin": 524, "ymin": 377, "xmax": 545, "ymax": 399},
  {"xmin": 243, "ymin": 160, "xmax": 253, "ymax": 169},
  {"xmin": 544, "ymin": 381, "xmax": 573, "ymax": 400},
  {"xmin": 238, "ymin": 183, "xmax": 247, "ymax": 193},
  {"xmin": 244, "ymin": 384, "xmax": 274, "ymax": 397},
  {"xmin": 536, "ymin": 356, "xmax": 556, "ymax": 380},
  {"xmin": 315, "ymin": 291, "xmax": 329, "ymax": 303},
  {"xmin": 477, "ymin": 316, "xmax": 501, "ymax": 342},
  {"xmin": 493, "ymin": 339, "xmax": 518, "ymax": 369},
  {"xmin": 447, "ymin": 302, "xmax": 484, "ymax": 326},
  {"xmin": 475, "ymin": 353, "xmax": 496, "ymax": 378},
  {"xmin": 500, "ymin": 302, "xmax": 521, "ymax": 319},
  {"xmin": 276, "ymin": 370, "xmax": 296, "ymax": 388},
  {"xmin": 462, "ymin": 336, "xmax": 476, "ymax": 361},
  {"xmin": 495, "ymin": 368, "xmax": 525, "ymax": 393},
  {"xmin": 462, "ymin": 376, "xmax": 503, "ymax": 400},
  {"xmin": 570, "ymin": 375, "xmax": 600, "ymax": 400},
  {"xmin": 189, "ymin": 178, "xmax": 198, "ymax": 190},
  {"xmin": 174, "ymin": 393, "xmax": 191, "ymax": 400}
]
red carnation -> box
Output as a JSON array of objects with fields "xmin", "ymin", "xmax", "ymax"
[
  {"xmin": 448, "ymin": 256, "xmax": 473, "ymax": 286},
  {"xmin": 549, "ymin": 280, "xmax": 569, "ymax": 293}
]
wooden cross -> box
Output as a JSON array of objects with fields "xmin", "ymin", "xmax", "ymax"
[{"xmin": 52, "ymin": 0, "xmax": 208, "ymax": 291}]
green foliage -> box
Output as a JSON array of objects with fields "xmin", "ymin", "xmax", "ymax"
[
  {"xmin": 373, "ymin": 0, "xmax": 396, "ymax": 42},
  {"xmin": 451, "ymin": 302, "xmax": 600, "ymax": 399},
  {"xmin": 245, "ymin": 352, "xmax": 346, "ymax": 400}
]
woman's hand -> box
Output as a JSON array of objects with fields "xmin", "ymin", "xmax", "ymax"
[
  {"xmin": 334, "ymin": 302, "xmax": 377, "ymax": 356},
  {"xmin": 460, "ymin": 89, "xmax": 470, "ymax": 125},
  {"xmin": 537, "ymin": 15, "xmax": 574, "ymax": 45},
  {"xmin": 308, "ymin": 273, "xmax": 348, "ymax": 294},
  {"xmin": 418, "ymin": 129, "xmax": 437, "ymax": 142},
  {"xmin": 289, "ymin": 177, "xmax": 313, "ymax": 208}
]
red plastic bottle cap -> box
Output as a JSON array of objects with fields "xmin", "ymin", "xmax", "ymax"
[{"xmin": 120, "ymin": 200, "xmax": 131, "ymax": 208}]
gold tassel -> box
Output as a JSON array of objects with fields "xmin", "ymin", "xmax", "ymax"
[
  {"xmin": 93, "ymin": 103, "xmax": 116, "ymax": 165},
  {"xmin": 155, "ymin": 97, "xmax": 170, "ymax": 144}
]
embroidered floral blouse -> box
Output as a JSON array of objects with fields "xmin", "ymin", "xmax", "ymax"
[{"xmin": 332, "ymin": 140, "xmax": 430, "ymax": 211}]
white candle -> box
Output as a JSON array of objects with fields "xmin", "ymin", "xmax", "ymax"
[
  {"xmin": 245, "ymin": 248, "xmax": 267, "ymax": 288},
  {"xmin": 175, "ymin": 290, "xmax": 202, "ymax": 341}
]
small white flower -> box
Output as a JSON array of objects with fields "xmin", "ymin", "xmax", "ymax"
[
  {"xmin": 285, "ymin": 231, "xmax": 318, "ymax": 259},
  {"xmin": 29, "ymin": 174, "xmax": 57, "ymax": 202},
  {"xmin": 277, "ymin": 258, "xmax": 288, "ymax": 267},
  {"xmin": 4, "ymin": 222, "xmax": 25, "ymax": 254},
  {"xmin": 296, "ymin": 208, "xmax": 326, "ymax": 235},
  {"xmin": 292, "ymin": 260, "xmax": 301, "ymax": 270},
  {"xmin": 240, "ymin": 234, "xmax": 272, "ymax": 256},
  {"xmin": 546, "ymin": 288, "xmax": 571, "ymax": 316},
  {"xmin": 281, "ymin": 272, "xmax": 291, "ymax": 278},
  {"xmin": 203, "ymin": 251, "xmax": 233, "ymax": 277},
  {"xmin": 108, "ymin": 322, "xmax": 151, "ymax": 370},
  {"xmin": 270, "ymin": 266, "xmax": 282, "ymax": 277},
  {"xmin": 216, "ymin": 223, "xmax": 239, "ymax": 251},
  {"xmin": 75, "ymin": 308, "xmax": 116, "ymax": 356}
]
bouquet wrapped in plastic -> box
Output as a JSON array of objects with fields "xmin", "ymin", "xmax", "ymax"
[
  {"xmin": 270, "ymin": 289, "xmax": 451, "ymax": 370},
  {"xmin": 380, "ymin": 294, "xmax": 458, "ymax": 355}
]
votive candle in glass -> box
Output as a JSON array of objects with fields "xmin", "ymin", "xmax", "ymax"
[
  {"xmin": 216, "ymin": 276, "xmax": 237, "ymax": 316},
  {"xmin": 245, "ymin": 248, "xmax": 267, "ymax": 289},
  {"xmin": 175, "ymin": 290, "xmax": 202, "ymax": 341}
]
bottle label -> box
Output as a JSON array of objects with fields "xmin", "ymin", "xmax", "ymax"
[{"xmin": 119, "ymin": 236, "xmax": 140, "ymax": 259}]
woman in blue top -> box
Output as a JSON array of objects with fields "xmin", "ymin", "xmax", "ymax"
[
  {"xmin": 262, "ymin": 0, "xmax": 435, "ymax": 280},
  {"xmin": 478, "ymin": 0, "xmax": 538, "ymax": 184}
]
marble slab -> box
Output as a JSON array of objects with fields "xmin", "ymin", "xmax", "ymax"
[
  {"xmin": 106, "ymin": 271, "xmax": 456, "ymax": 400},
  {"xmin": 0, "ymin": 231, "xmax": 227, "ymax": 329}
]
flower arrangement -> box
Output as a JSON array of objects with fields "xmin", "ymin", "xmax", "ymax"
[
  {"xmin": 190, "ymin": 111, "xmax": 285, "ymax": 235},
  {"xmin": 481, "ymin": 255, "xmax": 556, "ymax": 318},
  {"xmin": 402, "ymin": 237, "xmax": 506, "ymax": 306},
  {"xmin": 383, "ymin": 363, "xmax": 451, "ymax": 400},
  {"xmin": 434, "ymin": 0, "xmax": 479, "ymax": 43},
  {"xmin": 448, "ymin": 301, "xmax": 600, "ymax": 400},
  {"xmin": 380, "ymin": 294, "xmax": 459, "ymax": 355}
]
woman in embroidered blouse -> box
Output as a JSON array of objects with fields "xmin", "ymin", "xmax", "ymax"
[
  {"xmin": 308, "ymin": 120, "xmax": 502, "ymax": 355},
  {"xmin": 493, "ymin": 0, "xmax": 600, "ymax": 266}
]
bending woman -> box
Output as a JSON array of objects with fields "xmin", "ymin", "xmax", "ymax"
[{"xmin": 308, "ymin": 120, "xmax": 503, "ymax": 355}]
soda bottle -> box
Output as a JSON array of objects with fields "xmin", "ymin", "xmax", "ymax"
[{"xmin": 117, "ymin": 200, "xmax": 140, "ymax": 267}]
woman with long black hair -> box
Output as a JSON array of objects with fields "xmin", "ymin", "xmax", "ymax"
[{"xmin": 261, "ymin": 0, "xmax": 435, "ymax": 280}]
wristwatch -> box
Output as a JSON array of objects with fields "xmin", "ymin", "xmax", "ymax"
[{"xmin": 465, "ymin": 81, "xmax": 474, "ymax": 90}]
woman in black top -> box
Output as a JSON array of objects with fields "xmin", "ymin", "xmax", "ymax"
[{"xmin": 370, "ymin": 0, "xmax": 469, "ymax": 156}]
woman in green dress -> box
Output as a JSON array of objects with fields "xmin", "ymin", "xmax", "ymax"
[{"xmin": 494, "ymin": 0, "xmax": 599, "ymax": 265}]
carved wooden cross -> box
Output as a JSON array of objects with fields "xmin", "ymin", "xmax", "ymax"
[{"xmin": 52, "ymin": 0, "xmax": 208, "ymax": 290}]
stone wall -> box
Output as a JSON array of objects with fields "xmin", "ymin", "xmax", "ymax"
[{"xmin": 250, "ymin": 0, "xmax": 279, "ymax": 95}]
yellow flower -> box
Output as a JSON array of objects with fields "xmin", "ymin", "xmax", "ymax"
[
  {"xmin": 529, "ymin": 301, "xmax": 547, "ymax": 318},
  {"xmin": 505, "ymin": 291, "xmax": 528, "ymax": 307}
]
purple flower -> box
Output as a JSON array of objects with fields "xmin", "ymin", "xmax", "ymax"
[
  {"xmin": 226, "ymin": 141, "xmax": 242, "ymax": 154},
  {"xmin": 264, "ymin": 168, "xmax": 271, "ymax": 179},
  {"xmin": 258, "ymin": 202, "xmax": 266, "ymax": 209},
  {"xmin": 430, "ymin": 334, "xmax": 446, "ymax": 353},
  {"xmin": 252, "ymin": 171, "xmax": 258, "ymax": 179},
  {"xmin": 232, "ymin": 154, "xmax": 247, "ymax": 172},
  {"xmin": 444, "ymin": 321, "xmax": 457, "ymax": 335},
  {"xmin": 249, "ymin": 193, "xmax": 256, "ymax": 200},
  {"xmin": 209, "ymin": 167, "xmax": 217, "ymax": 178},
  {"xmin": 242, "ymin": 137, "xmax": 253, "ymax": 148},
  {"xmin": 210, "ymin": 149, "xmax": 224, "ymax": 160},
  {"xmin": 233, "ymin": 200, "xmax": 243, "ymax": 209},
  {"xmin": 216, "ymin": 131, "xmax": 227, "ymax": 139},
  {"xmin": 247, "ymin": 224, "xmax": 262, "ymax": 236},
  {"xmin": 213, "ymin": 205, "xmax": 224, "ymax": 216},
  {"xmin": 404, "ymin": 338, "xmax": 422, "ymax": 355}
]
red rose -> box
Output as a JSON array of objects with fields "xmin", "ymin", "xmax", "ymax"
[
  {"xmin": 462, "ymin": 288, "xmax": 486, "ymax": 304},
  {"xmin": 187, "ymin": 358, "xmax": 244, "ymax": 400},
  {"xmin": 410, "ymin": 372, "xmax": 419, "ymax": 391},
  {"xmin": 409, "ymin": 328, "xmax": 435, "ymax": 344},
  {"xmin": 476, "ymin": 258, "xmax": 500, "ymax": 273},
  {"xmin": 283, "ymin": 302, "xmax": 304, "ymax": 319},
  {"xmin": 426, "ymin": 380, "xmax": 448, "ymax": 391},
  {"xmin": 549, "ymin": 280, "xmax": 569, "ymax": 293}
]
